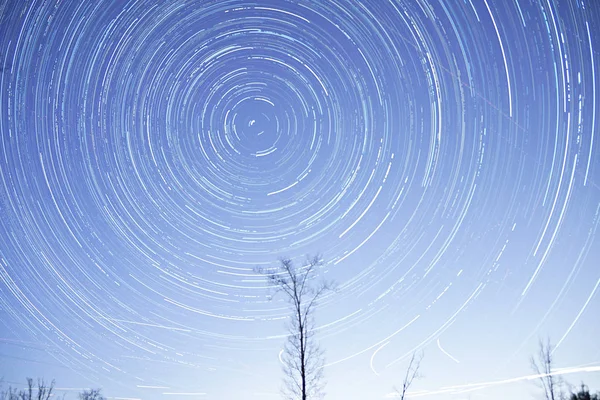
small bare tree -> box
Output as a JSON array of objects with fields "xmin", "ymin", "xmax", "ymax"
[
  {"xmin": 531, "ymin": 339, "xmax": 566, "ymax": 400},
  {"xmin": 258, "ymin": 256, "xmax": 333, "ymax": 400},
  {"xmin": 394, "ymin": 352, "xmax": 423, "ymax": 400},
  {"xmin": 0, "ymin": 382, "xmax": 19, "ymax": 400},
  {"xmin": 0, "ymin": 387, "xmax": 17, "ymax": 400},
  {"xmin": 79, "ymin": 389, "xmax": 106, "ymax": 400},
  {"xmin": 0, "ymin": 378, "xmax": 54, "ymax": 400}
]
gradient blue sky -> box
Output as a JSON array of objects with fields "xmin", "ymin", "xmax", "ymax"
[{"xmin": 1, "ymin": 0, "xmax": 599, "ymax": 399}]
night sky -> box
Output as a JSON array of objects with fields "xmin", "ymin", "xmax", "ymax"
[{"xmin": 1, "ymin": 0, "xmax": 599, "ymax": 399}]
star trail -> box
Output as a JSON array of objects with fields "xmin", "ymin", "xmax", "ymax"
[{"xmin": 0, "ymin": 0, "xmax": 599, "ymax": 399}]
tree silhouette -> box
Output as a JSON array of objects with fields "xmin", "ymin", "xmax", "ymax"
[
  {"xmin": 531, "ymin": 338, "xmax": 566, "ymax": 400},
  {"xmin": 570, "ymin": 383, "xmax": 600, "ymax": 400},
  {"xmin": 79, "ymin": 389, "xmax": 106, "ymax": 400},
  {"xmin": 258, "ymin": 256, "xmax": 333, "ymax": 400},
  {"xmin": 394, "ymin": 352, "xmax": 423, "ymax": 400},
  {"xmin": 0, "ymin": 383, "xmax": 18, "ymax": 400},
  {"xmin": 0, "ymin": 378, "xmax": 54, "ymax": 400}
]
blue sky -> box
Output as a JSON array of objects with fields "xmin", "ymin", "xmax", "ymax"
[{"xmin": 1, "ymin": 0, "xmax": 599, "ymax": 399}]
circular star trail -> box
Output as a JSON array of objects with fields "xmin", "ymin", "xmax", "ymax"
[{"xmin": 1, "ymin": 0, "xmax": 599, "ymax": 398}]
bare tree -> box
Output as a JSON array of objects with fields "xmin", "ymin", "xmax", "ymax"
[
  {"xmin": 0, "ymin": 381, "xmax": 19, "ymax": 400},
  {"xmin": 394, "ymin": 352, "xmax": 424, "ymax": 400},
  {"xmin": 79, "ymin": 389, "xmax": 106, "ymax": 400},
  {"xmin": 258, "ymin": 256, "xmax": 333, "ymax": 400},
  {"xmin": 0, "ymin": 379, "xmax": 54, "ymax": 400},
  {"xmin": 531, "ymin": 338, "xmax": 566, "ymax": 400},
  {"xmin": 0, "ymin": 387, "xmax": 17, "ymax": 400}
]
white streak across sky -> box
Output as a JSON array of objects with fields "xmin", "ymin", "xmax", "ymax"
[{"xmin": 0, "ymin": 1, "xmax": 599, "ymax": 399}]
